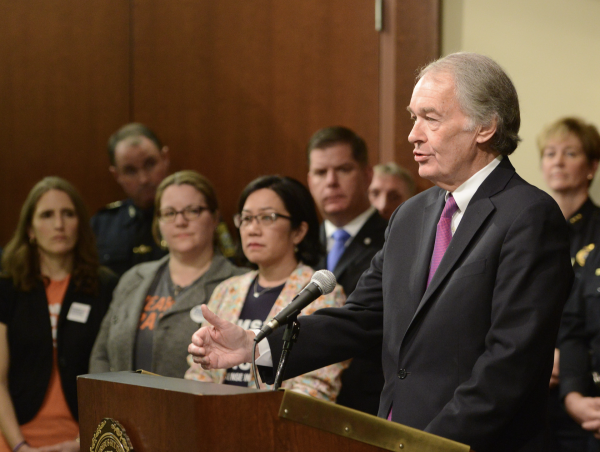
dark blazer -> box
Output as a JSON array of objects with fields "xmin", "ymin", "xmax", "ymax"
[
  {"xmin": 0, "ymin": 270, "xmax": 118, "ymax": 424},
  {"xmin": 317, "ymin": 210, "xmax": 387, "ymax": 415},
  {"xmin": 263, "ymin": 158, "xmax": 573, "ymax": 452}
]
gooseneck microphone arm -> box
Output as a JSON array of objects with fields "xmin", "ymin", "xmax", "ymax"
[{"xmin": 253, "ymin": 270, "xmax": 337, "ymax": 343}]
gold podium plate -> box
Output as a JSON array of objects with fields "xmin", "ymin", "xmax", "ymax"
[
  {"xmin": 279, "ymin": 391, "xmax": 470, "ymax": 452},
  {"xmin": 90, "ymin": 418, "xmax": 134, "ymax": 452}
]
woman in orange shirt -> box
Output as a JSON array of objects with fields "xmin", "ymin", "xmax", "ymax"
[{"xmin": 0, "ymin": 177, "xmax": 117, "ymax": 452}]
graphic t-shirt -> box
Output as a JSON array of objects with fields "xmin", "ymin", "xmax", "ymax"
[
  {"xmin": 224, "ymin": 278, "xmax": 284, "ymax": 386},
  {"xmin": 133, "ymin": 263, "xmax": 206, "ymax": 372}
]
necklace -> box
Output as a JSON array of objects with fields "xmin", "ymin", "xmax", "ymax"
[{"xmin": 253, "ymin": 277, "xmax": 281, "ymax": 298}]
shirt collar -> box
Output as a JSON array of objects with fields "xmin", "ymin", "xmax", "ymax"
[
  {"xmin": 324, "ymin": 206, "xmax": 377, "ymax": 239},
  {"xmin": 446, "ymin": 155, "xmax": 503, "ymax": 212}
]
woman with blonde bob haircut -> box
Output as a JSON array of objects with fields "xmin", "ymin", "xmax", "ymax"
[
  {"xmin": 90, "ymin": 170, "xmax": 245, "ymax": 378},
  {"xmin": 538, "ymin": 117, "xmax": 600, "ymax": 450},
  {"xmin": 0, "ymin": 177, "xmax": 118, "ymax": 452}
]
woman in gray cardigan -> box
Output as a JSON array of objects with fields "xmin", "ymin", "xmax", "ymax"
[{"xmin": 89, "ymin": 171, "xmax": 246, "ymax": 378}]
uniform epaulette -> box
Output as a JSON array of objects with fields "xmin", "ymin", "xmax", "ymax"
[{"xmin": 105, "ymin": 200, "xmax": 123, "ymax": 210}]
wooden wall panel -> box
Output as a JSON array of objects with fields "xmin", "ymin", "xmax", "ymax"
[
  {"xmin": 380, "ymin": 0, "xmax": 440, "ymax": 192},
  {"xmin": 0, "ymin": 0, "xmax": 439, "ymax": 245},
  {"xmin": 0, "ymin": 0, "xmax": 130, "ymax": 244},
  {"xmin": 131, "ymin": 0, "xmax": 380, "ymax": 227}
]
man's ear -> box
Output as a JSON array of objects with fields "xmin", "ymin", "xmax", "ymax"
[
  {"xmin": 475, "ymin": 117, "xmax": 498, "ymax": 145},
  {"xmin": 109, "ymin": 166, "xmax": 119, "ymax": 182},
  {"xmin": 161, "ymin": 146, "xmax": 171, "ymax": 170}
]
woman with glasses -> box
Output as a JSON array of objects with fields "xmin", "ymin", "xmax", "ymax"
[
  {"xmin": 185, "ymin": 175, "xmax": 346, "ymax": 400},
  {"xmin": 89, "ymin": 170, "xmax": 245, "ymax": 378},
  {"xmin": 0, "ymin": 177, "xmax": 118, "ymax": 452}
]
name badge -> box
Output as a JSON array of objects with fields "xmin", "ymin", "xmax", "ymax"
[{"xmin": 67, "ymin": 302, "xmax": 91, "ymax": 323}]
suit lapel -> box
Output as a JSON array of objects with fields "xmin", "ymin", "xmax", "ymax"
[
  {"xmin": 412, "ymin": 157, "xmax": 515, "ymax": 321},
  {"xmin": 333, "ymin": 212, "xmax": 382, "ymax": 278}
]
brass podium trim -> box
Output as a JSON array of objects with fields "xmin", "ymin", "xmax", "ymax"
[{"xmin": 279, "ymin": 391, "xmax": 470, "ymax": 452}]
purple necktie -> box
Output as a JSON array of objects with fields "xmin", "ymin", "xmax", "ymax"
[
  {"xmin": 427, "ymin": 194, "xmax": 458, "ymax": 287},
  {"xmin": 388, "ymin": 194, "xmax": 458, "ymax": 423}
]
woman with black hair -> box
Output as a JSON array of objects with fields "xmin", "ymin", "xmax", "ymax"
[{"xmin": 185, "ymin": 176, "xmax": 346, "ymax": 400}]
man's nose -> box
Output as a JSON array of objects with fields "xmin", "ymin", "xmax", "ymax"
[
  {"xmin": 325, "ymin": 169, "xmax": 338, "ymax": 186},
  {"xmin": 372, "ymin": 194, "xmax": 385, "ymax": 213},
  {"xmin": 408, "ymin": 120, "xmax": 424, "ymax": 144},
  {"xmin": 138, "ymin": 168, "xmax": 150, "ymax": 184}
]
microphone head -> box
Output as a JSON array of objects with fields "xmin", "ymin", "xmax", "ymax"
[{"xmin": 311, "ymin": 270, "xmax": 337, "ymax": 295}]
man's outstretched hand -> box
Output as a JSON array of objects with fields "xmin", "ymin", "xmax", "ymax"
[{"xmin": 188, "ymin": 304, "xmax": 257, "ymax": 370}]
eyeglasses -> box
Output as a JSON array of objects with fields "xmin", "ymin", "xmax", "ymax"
[
  {"xmin": 233, "ymin": 212, "xmax": 292, "ymax": 228},
  {"xmin": 158, "ymin": 206, "xmax": 210, "ymax": 223}
]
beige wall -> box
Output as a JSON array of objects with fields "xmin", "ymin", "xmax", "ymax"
[{"xmin": 442, "ymin": 0, "xmax": 600, "ymax": 202}]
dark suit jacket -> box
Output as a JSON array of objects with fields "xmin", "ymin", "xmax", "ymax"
[
  {"xmin": 317, "ymin": 210, "xmax": 387, "ymax": 415},
  {"xmin": 263, "ymin": 158, "xmax": 573, "ymax": 452},
  {"xmin": 318, "ymin": 210, "xmax": 388, "ymax": 297}
]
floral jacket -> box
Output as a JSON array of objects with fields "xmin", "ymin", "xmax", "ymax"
[{"xmin": 185, "ymin": 264, "xmax": 348, "ymax": 401}]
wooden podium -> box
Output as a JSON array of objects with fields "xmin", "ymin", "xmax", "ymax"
[{"xmin": 78, "ymin": 372, "xmax": 470, "ymax": 452}]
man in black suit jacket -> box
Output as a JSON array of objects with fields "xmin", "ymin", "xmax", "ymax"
[
  {"xmin": 189, "ymin": 53, "xmax": 573, "ymax": 452},
  {"xmin": 305, "ymin": 126, "xmax": 387, "ymax": 415}
]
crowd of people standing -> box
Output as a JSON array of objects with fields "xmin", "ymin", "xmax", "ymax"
[{"xmin": 1, "ymin": 51, "xmax": 600, "ymax": 452}]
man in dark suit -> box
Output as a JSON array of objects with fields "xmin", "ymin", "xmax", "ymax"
[
  {"xmin": 305, "ymin": 126, "xmax": 387, "ymax": 415},
  {"xmin": 189, "ymin": 53, "xmax": 573, "ymax": 452}
]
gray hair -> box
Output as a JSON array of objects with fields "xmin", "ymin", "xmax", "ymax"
[
  {"xmin": 418, "ymin": 52, "xmax": 521, "ymax": 156},
  {"xmin": 373, "ymin": 162, "xmax": 416, "ymax": 197}
]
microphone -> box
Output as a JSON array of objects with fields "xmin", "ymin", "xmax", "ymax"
[{"xmin": 254, "ymin": 270, "xmax": 336, "ymax": 342}]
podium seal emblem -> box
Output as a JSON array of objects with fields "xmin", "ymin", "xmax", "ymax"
[{"xmin": 89, "ymin": 418, "xmax": 134, "ymax": 452}]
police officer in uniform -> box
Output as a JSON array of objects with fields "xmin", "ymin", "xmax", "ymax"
[
  {"xmin": 539, "ymin": 117, "xmax": 600, "ymax": 451},
  {"xmin": 91, "ymin": 123, "xmax": 170, "ymax": 276}
]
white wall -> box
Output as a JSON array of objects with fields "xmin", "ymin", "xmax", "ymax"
[{"xmin": 442, "ymin": 0, "xmax": 600, "ymax": 201}]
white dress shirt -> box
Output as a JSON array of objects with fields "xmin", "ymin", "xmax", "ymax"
[{"xmin": 323, "ymin": 206, "xmax": 378, "ymax": 252}]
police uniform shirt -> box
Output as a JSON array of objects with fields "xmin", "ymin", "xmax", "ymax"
[
  {"xmin": 568, "ymin": 197, "xmax": 600, "ymax": 273},
  {"xmin": 91, "ymin": 199, "xmax": 167, "ymax": 277}
]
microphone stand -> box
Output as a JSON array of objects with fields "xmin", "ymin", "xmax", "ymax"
[{"xmin": 273, "ymin": 315, "xmax": 300, "ymax": 391}]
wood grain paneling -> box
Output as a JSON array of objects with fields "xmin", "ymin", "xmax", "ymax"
[
  {"xmin": 0, "ymin": 0, "xmax": 130, "ymax": 244},
  {"xmin": 380, "ymin": 0, "xmax": 440, "ymax": 192},
  {"xmin": 131, "ymin": 0, "xmax": 380, "ymax": 228},
  {"xmin": 0, "ymin": 0, "xmax": 439, "ymax": 244}
]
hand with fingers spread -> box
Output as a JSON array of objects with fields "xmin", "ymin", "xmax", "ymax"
[{"xmin": 188, "ymin": 305, "xmax": 257, "ymax": 370}]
